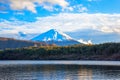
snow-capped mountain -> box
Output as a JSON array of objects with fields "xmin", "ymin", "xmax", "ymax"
[
  {"xmin": 31, "ymin": 29, "xmax": 80, "ymax": 46},
  {"xmin": 32, "ymin": 29, "xmax": 73, "ymax": 41}
]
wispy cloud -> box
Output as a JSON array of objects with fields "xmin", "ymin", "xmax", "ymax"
[
  {"xmin": 87, "ymin": 0, "xmax": 100, "ymax": 2},
  {"xmin": 64, "ymin": 4, "xmax": 88, "ymax": 13},
  {"xmin": 0, "ymin": 13, "xmax": 120, "ymax": 34},
  {"xmin": 72, "ymin": 4, "xmax": 88, "ymax": 13}
]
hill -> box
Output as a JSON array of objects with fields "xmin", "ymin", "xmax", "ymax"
[{"xmin": 0, "ymin": 37, "xmax": 48, "ymax": 50}]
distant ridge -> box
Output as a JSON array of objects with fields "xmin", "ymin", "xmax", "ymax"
[
  {"xmin": 31, "ymin": 29, "xmax": 80, "ymax": 46},
  {"xmin": 0, "ymin": 37, "xmax": 47, "ymax": 50}
]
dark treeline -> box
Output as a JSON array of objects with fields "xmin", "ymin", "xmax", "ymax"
[{"xmin": 0, "ymin": 43, "xmax": 120, "ymax": 60}]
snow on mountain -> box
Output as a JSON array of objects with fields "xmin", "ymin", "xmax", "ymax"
[
  {"xmin": 31, "ymin": 29, "xmax": 73, "ymax": 41},
  {"xmin": 31, "ymin": 29, "xmax": 80, "ymax": 46}
]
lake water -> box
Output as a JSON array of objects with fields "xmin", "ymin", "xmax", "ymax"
[{"xmin": 0, "ymin": 61, "xmax": 120, "ymax": 80}]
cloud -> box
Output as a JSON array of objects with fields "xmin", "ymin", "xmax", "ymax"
[
  {"xmin": 0, "ymin": 13, "xmax": 120, "ymax": 35},
  {"xmin": 73, "ymin": 4, "xmax": 88, "ymax": 12},
  {"xmin": 67, "ymin": 29, "xmax": 120, "ymax": 44},
  {"xmin": 87, "ymin": 0, "xmax": 100, "ymax": 2},
  {"xmin": 78, "ymin": 6, "xmax": 88, "ymax": 13},
  {"xmin": 0, "ymin": 0, "xmax": 69, "ymax": 13},
  {"xmin": 88, "ymin": 0, "xmax": 92, "ymax": 1},
  {"xmin": 64, "ymin": 4, "xmax": 88, "ymax": 13},
  {"xmin": 78, "ymin": 39, "xmax": 92, "ymax": 44},
  {"xmin": 0, "ymin": 0, "xmax": 88, "ymax": 13},
  {"xmin": 10, "ymin": 0, "xmax": 37, "ymax": 13},
  {"xmin": 14, "ymin": 12, "xmax": 24, "ymax": 15}
]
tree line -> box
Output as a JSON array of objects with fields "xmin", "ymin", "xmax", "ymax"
[{"xmin": 0, "ymin": 42, "xmax": 120, "ymax": 60}]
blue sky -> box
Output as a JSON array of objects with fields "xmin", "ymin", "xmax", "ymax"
[
  {"xmin": 0, "ymin": 0, "xmax": 120, "ymax": 43},
  {"xmin": 0, "ymin": 0, "xmax": 120, "ymax": 22}
]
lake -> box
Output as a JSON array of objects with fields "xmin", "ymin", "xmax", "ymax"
[{"xmin": 0, "ymin": 61, "xmax": 120, "ymax": 80}]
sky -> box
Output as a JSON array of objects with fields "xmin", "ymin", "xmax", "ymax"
[{"xmin": 0, "ymin": 0, "xmax": 120, "ymax": 43}]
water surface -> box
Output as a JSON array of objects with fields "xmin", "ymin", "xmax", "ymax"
[{"xmin": 0, "ymin": 61, "xmax": 120, "ymax": 80}]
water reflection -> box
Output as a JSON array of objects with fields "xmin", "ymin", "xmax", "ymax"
[
  {"xmin": 77, "ymin": 67, "xmax": 92, "ymax": 80},
  {"xmin": 0, "ymin": 65, "xmax": 119, "ymax": 80}
]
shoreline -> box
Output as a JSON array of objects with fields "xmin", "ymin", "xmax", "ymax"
[{"xmin": 0, "ymin": 60, "xmax": 120, "ymax": 66}]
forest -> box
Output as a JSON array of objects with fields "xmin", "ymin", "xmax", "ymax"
[{"xmin": 0, "ymin": 43, "xmax": 120, "ymax": 60}]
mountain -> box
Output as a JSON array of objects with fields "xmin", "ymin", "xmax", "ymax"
[
  {"xmin": 0, "ymin": 37, "xmax": 48, "ymax": 50},
  {"xmin": 31, "ymin": 29, "xmax": 80, "ymax": 46},
  {"xmin": 18, "ymin": 32, "xmax": 27, "ymax": 37},
  {"xmin": 0, "ymin": 31, "xmax": 39, "ymax": 40}
]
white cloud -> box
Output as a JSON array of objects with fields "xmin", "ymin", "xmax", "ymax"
[
  {"xmin": 79, "ymin": 7, "xmax": 88, "ymax": 13},
  {"xmin": 64, "ymin": 4, "xmax": 88, "ymax": 13},
  {"xmin": 10, "ymin": 0, "xmax": 36, "ymax": 13},
  {"xmin": 1, "ymin": 0, "xmax": 69, "ymax": 13},
  {"xmin": 66, "ymin": 7, "xmax": 74, "ymax": 11},
  {"xmin": 0, "ymin": 13, "xmax": 120, "ymax": 35},
  {"xmin": 78, "ymin": 39, "xmax": 92, "ymax": 44},
  {"xmin": 74, "ymin": 4, "xmax": 88, "ymax": 13},
  {"xmin": 88, "ymin": 0, "xmax": 92, "ymax": 1},
  {"xmin": 87, "ymin": 0, "xmax": 100, "ymax": 2},
  {"xmin": 14, "ymin": 12, "xmax": 24, "ymax": 15},
  {"xmin": 0, "ymin": 0, "xmax": 87, "ymax": 13}
]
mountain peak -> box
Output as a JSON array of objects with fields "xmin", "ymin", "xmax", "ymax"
[
  {"xmin": 46, "ymin": 29, "xmax": 58, "ymax": 35},
  {"xmin": 31, "ymin": 29, "xmax": 80, "ymax": 46},
  {"xmin": 49, "ymin": 29, "xmax": 57, "ymax": 32},
  {"xmin": 31, "ymin": 29, "xmax": 73, "ymax": 41}
]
